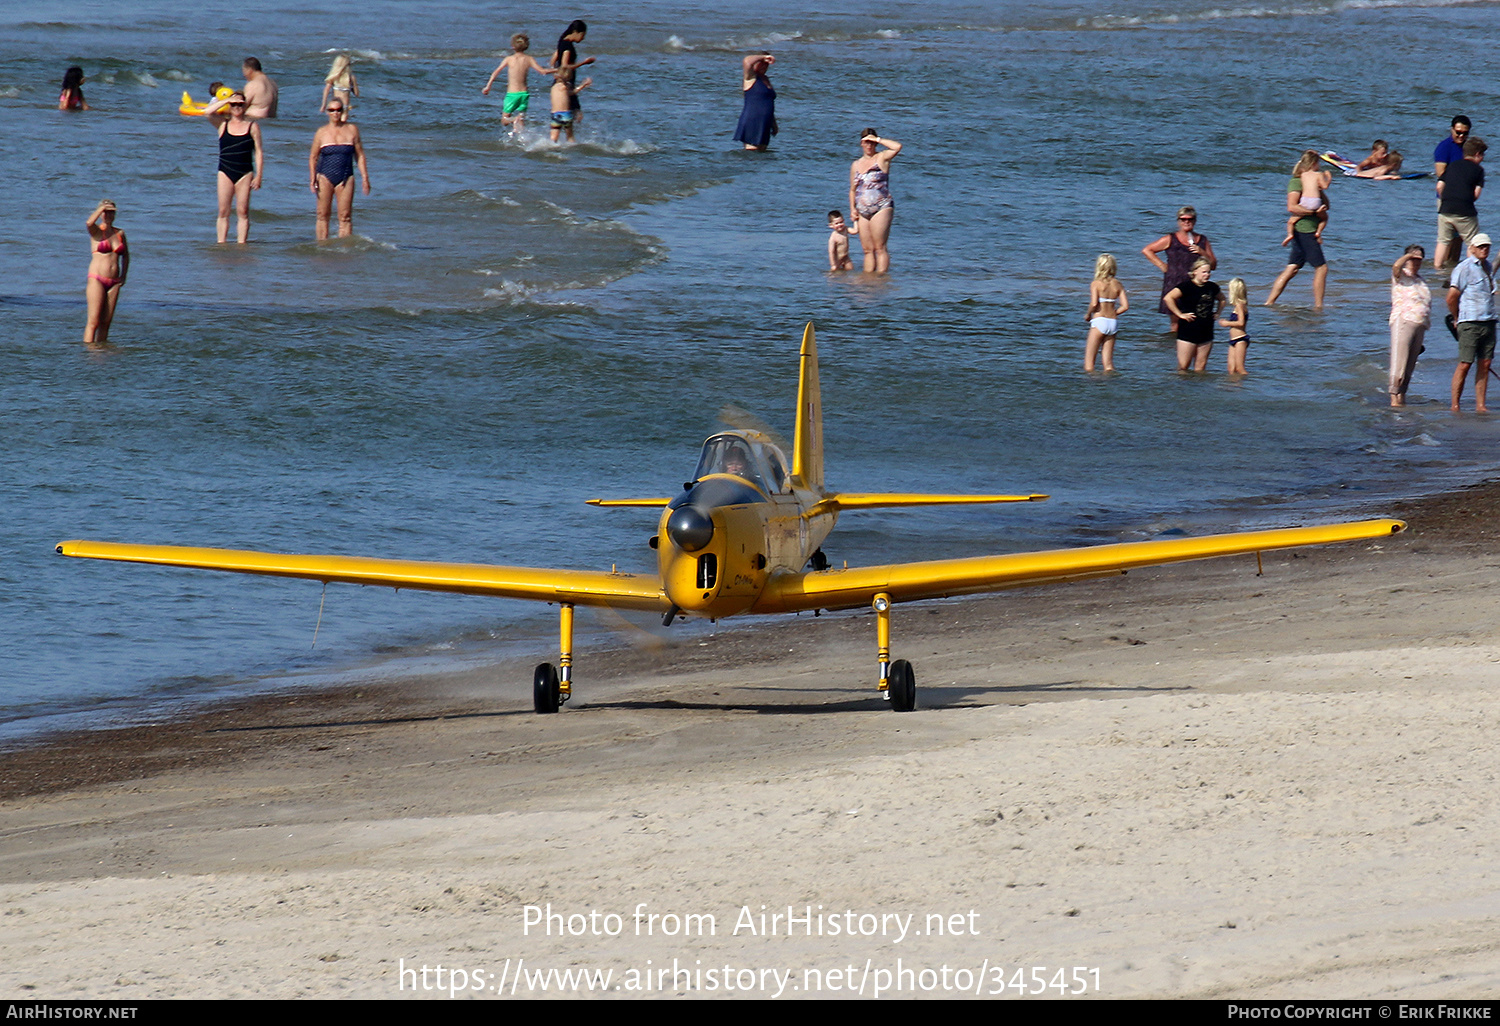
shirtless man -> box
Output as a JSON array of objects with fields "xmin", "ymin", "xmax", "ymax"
[{"xmin": 242, "ymin": 57, "xmax": 278, "ymax": 118}]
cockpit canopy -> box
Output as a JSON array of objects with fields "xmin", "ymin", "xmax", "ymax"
[{"xmin": 692, "ymin": 432, "xmax": 791, "ymax": 494}]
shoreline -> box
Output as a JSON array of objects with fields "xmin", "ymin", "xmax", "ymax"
[
  {"xmin": 6, "ymin": 474, "xmax": 1497, "ymax": 802},
  {"xmin": 5, "ymin": 481, "xmax": 1500, "ymax": 997}
]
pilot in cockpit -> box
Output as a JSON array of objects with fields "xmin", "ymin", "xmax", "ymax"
[{"xmin": 722, "ymin": 445, "xmax": 751, "ymax": 477}]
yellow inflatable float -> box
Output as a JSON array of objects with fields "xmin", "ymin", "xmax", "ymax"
[{"xmin": 178, "ymin": 86, "xmax": 233, "ymax": 116}]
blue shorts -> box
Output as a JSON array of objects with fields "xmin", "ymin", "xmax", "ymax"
[{"xmin": 1287, "ymin": 230, "xmax": 1326, "ymax": 269}]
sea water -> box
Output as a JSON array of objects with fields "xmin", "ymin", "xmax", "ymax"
[{"xmin": 2, "ymin": 0, "xmax": 1496, "ymax": 739}]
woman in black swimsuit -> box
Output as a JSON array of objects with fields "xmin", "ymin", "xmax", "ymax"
[
  {"xmin": 308, "ymin": 98, "xmax": 370, "ymax": 239},
  {"xmin": 205, "ymin": 91, "xmax": 262, "ymax": 244}
]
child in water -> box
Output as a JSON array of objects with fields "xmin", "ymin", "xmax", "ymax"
[
  {"xmin": 1284, "ymin": 151, "xmax": 1331, "ymax": 244},
  {"xmin": 1355, "ymin": 150, "xmax": 1405, "ymax": 179},
  {"xmin": 827, "ymin": 210, "xmax": 858, "ymax": 271},
  {"xmin": 1084, "ymin": 253, "xmax": 1129, "ymax": 372},
  {"xmin": 482, "ymin": 33, "xmax": 555, "ymax": 135},
  {"xmin": 1356, "ymin": 139, "xmax": 1390, "ymax": 171},
  {"xmin": 548, "ymin": 72, "xmax": 590, "ymax": 142},
  {"xmin": 1219, "ymin": 277, "xmax": 1250, "ymax": 374}
]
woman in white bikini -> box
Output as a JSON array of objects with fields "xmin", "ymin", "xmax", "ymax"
[{"xmin": 1084, "ymin": 253, "xmax": 1128, "ymax": 372}]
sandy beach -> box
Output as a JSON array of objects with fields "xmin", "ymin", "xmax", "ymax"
[{"xmin": 4, "ymin": 484, "xmax": 1500, "ymax": 999}]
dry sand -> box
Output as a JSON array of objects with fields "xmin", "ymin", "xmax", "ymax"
[{"xmin": 4, "ymin": 485, "xmax": 1500, "ymax": 999}]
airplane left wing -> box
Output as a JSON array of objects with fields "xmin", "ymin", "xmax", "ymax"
[
  {"xmin": 584, "ymin": 498, "xmax": 672, "ymax": 507},
  {"xmin": 55, "ymin": 540, "xmax": 670, "ymax": 612},
  {"xmin": 753, "ymin": 518, "xmax": 1405, "ymax": 614}
]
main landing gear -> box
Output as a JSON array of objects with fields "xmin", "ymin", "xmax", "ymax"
[
  {"xmin": 533, "ymin": 602, "xmax": 574, "ymax": 714},
  {"xmin": 873, "ymin": 592, "xmax": 916, "ymax": 712}
]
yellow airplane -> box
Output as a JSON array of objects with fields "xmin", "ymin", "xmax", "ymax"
[{"xmin": 57, "ymin": 325, "xmax": 1405, "ymax": 714}]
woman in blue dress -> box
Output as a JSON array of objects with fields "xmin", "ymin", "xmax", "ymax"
[{"xmin": 733, "ymin": 52, "xmax": 776, "ymax": 151}]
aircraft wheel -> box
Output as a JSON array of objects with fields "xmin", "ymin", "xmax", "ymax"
[
  {"xmin": 887, "ymin": 659, "xmax": 916, "ymax": 712},
  {"xmin": 533, "ymin": 662, "xmax": 561, "ymax": 714}
]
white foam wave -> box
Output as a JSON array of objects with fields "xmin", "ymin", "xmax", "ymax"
[
  {"xmin": 600, "ymin": 137, "xmax": 656, "ymax": 155},
  {"xmin": 875, "ymin": 29, "xmax": 901, "ymax": 38},
  {"xmin": 161, "ymin": 70, "xmax": 193, "ymax": 82},
  {"xmin": 0, "ymin": 87, "xmax": 20, "ymax": 99},
  {"xmin": 666, "ymin": 34, "xmax": 691, "ymax": 51},
  {"xmin": 100, "ymin": 70, "xmax": 160, "ymax": 87},
  {"xmin": 1078, "ymin": 0, "xmax": 1485, "ymax": 28},
  {"xmin": 482, "ymin": 280, "xmax": 536, "ymax": 300}
]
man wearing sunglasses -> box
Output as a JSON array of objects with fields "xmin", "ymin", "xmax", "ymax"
[{"xmin": 1435, "ymin": 115, "xmax": 1472, "ymax": 180}]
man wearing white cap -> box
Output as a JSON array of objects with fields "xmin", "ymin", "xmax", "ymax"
[{"xmin": 1447, "ymin": 232, "xmax": 1497, "ymax": 412}]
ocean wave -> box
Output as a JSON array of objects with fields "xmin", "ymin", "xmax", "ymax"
[
  {"xmin": 1075, "ymin": 0, "xmax": 1486, "ymax": 28},
  {"xmin": 0, "ymin": 87, "xmax": 20, "ymax": 99},
  {"xmin": 160, "ymin": 70, "xmax": 193, "ymax": 82},
  {"xmin": 97, "ymin": 70, "xmax": 160, "ymax": 88},
  {"xmin": 661, "ymin": 27, "xmax": 902, "ymax": 52},
  {"xmin": 449, "ymin": 189, "xmax": 522, "ymax": 208},
  {"xmin": 321, "ymin": 48, "xmax": 404, "ymax": 61}
]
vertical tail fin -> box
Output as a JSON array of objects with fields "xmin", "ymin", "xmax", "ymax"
[{"xmin": 792, "ymin": 322, "xmax": 824, "ymax": 490}]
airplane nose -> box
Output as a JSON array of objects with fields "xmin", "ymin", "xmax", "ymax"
[{"xmin": 667, "ymin": 506, "xmax": 714, "ymax": 552}]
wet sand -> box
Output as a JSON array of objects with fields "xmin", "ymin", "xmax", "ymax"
[{"xmin": 4, "ymin": 483, "xmax": 1500, "ymax": 998}]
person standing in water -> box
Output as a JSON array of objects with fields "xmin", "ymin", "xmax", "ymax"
[
  {"xmin": 241, "ymin": 57, "xmax": 278, "ymax": 118},
  {"xmin": 733, "ymin": 53, "xmax": 776, "ymax": 151},
  {"xmin": 849, "ymin": 128, "xmax": 900, "ymax": 273},
  {"xmin": 205, "ymin": 91, "xmax": 262, "ymax": 244},
  {"xmin": 308, "ymin": 98, "xmax": 370, "ymax": 239},
  {"xmin": 59, "ymin": 66, "xmax": 88, "ymax": 110},
  {"xmin": 320, "ymin": 54, "xmax": 358, "ymax": 121},
  {"xmin": 1084, "ymin": 253, "xmax": 1129, "ymax": 372},
  {"xmin": 1219, "ymin": 278, "xmax": 1251, "ymax": 375},
  {"xmin": 84, "ymin": 199, "xmax": 127, "ymax": 346},
  {"xmin": 1388, "ymin": 244, "xmax": 1430, "ymax": 407},
  {"xmin": 1447, "ymin": 234, "xmax": 1496, "ymax": 413},
  {"xmin": 1164, "ymin": 259, "xmax": 1223, "ymax": 372},
  {"xmin": 1142, "ymin": 207, "xmax": 1216, "ymax": 331}
]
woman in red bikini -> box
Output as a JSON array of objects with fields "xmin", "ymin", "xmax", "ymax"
[{"xmin": 84, "ymin": 199, "xmax": 127, "ymax": 347}]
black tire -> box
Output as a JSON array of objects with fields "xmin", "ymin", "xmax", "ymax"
[
  {"xmin": 533, "ymin": 662, "xmax": 561, "ymax": 714},
  {"xmin": 888, "ymin": 659, "xmax": 916, "ymax": 712}
]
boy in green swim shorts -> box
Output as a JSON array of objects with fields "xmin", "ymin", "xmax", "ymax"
[{"xmin": 482, "ymin": 33, "xmax": 555, "ymax": 135}]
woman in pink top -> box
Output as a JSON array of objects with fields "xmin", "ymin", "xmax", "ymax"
[{"xmin": 1389, "ymin": 244, "xmax": 1431, "ymax": 407}]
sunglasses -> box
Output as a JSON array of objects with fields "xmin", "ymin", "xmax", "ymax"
[
  {"xmin": 327, "ymin": 107, "xmax": 344, "ymax": 113},
  {"xmin": 1178, "ymin": 216, "xmax": 1197, "ymax": 223}
]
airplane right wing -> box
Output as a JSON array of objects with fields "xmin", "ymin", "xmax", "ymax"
[
  {"xmin": 55, "ymin": 540, "xmax": 670, "ymax": 613},
  {"xmin": 753, "ymin": 518, "xmax": 1405, "ymax": 614}
]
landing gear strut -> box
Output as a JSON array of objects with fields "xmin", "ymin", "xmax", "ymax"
[
  {"xmin": 873, "ymin": 592, "xmax": 916, "ymax": 712},
  {"xmin": 533, "ymin": 603, "xmax": 575, "ymax": 714}
]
